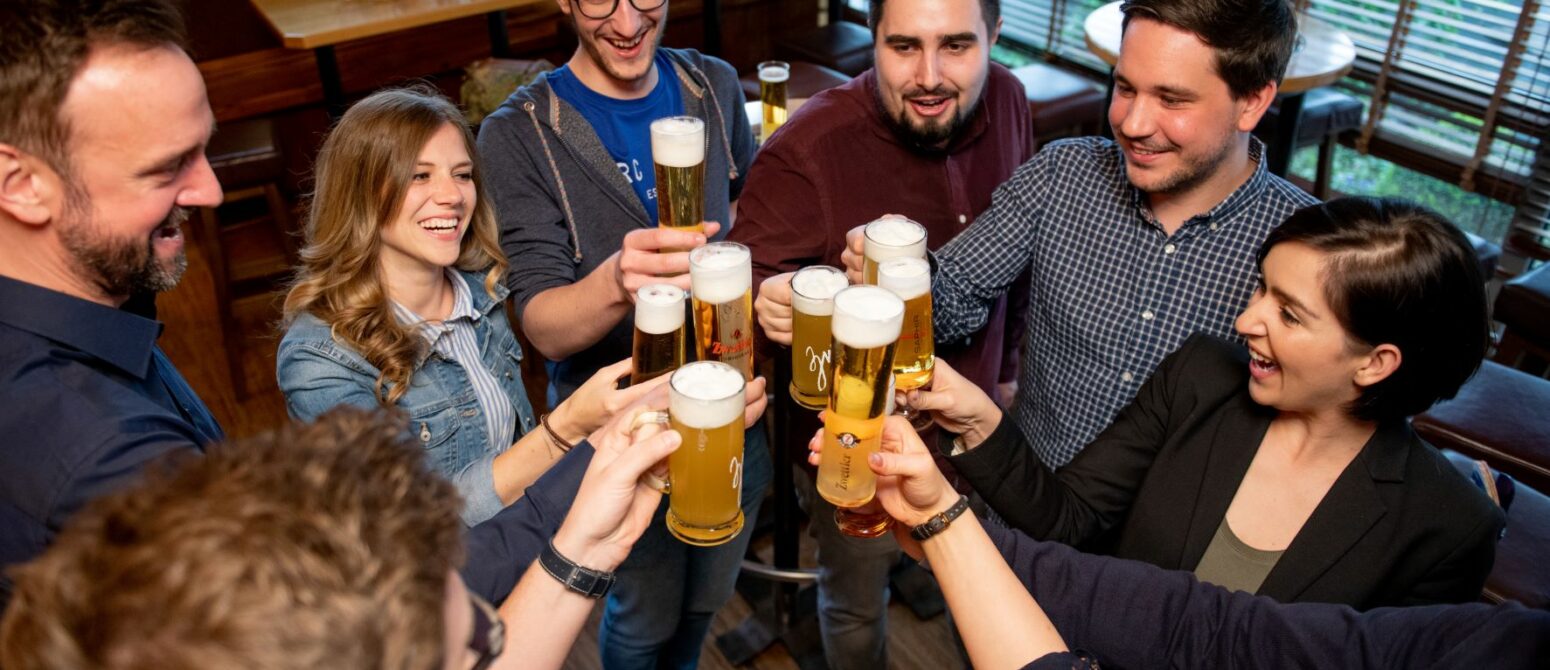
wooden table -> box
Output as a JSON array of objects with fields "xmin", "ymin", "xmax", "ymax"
[
  {"xmin": 1082, "ymin": 1, "xmax": 1356, "ymax": 176},
  {"xmin": 250, "ymin": 0, "xmax": 543, "ymax": 116}
]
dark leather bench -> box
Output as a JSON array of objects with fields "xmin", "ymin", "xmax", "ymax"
[
  {"xmin": 740, "ymin": 61, "xmax": 851, "ymax": 103},
  {"xmin": 1442, "ymin": 450, "xmax": 1550, "ymax": 609},
  {"xmin": 1414, "ymin": 360, "xmax": 1550, "ymax": 494},
  {"xmin": 775, "ymin": 21, "xmax": 874, "ymax": 78},
  {"xmin": 1009, "ymin": 63, "xmax": 1106, "ymax": 149},
  {"xmin": 1494, "ymin": 261, "xmax": 1550, "ymax": 374}
]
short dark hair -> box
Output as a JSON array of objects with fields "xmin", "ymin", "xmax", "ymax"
[
  {"xmin": 1259, "ymin": 197, "xmax": 1490, "ymax": 422},
  {"xmin": 0, "ymin": 408, "xmax": 464, "ymax": 670},
  {"xmin": 1120, "ymin": 0, "xmax": 1296, "ymax": 99},
  {"xmin": 869, "ymin": 0, "xmax": 1001, "ymax": 37},
  {"xmin": 0, "ymin": 0, "xmax": 187, "ymax": 177}
]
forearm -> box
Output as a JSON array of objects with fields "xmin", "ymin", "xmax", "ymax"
[
  {"xmin": 491, "ymin": 429, "xmax": 567, "ymax": 506},
  {"xmin": 521, "ymin": 256, "xmax": 631, "ymax": 360},
  {"xmin": 923, "ymin": 512, "xmax": 1067, "ymax": 669},
  {"xmin": 495, "ymin": 561, "xmax": 599, "ymax": 670}
]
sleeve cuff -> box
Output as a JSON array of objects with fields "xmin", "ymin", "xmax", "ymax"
[{"xmin": 452, "ymin": 453, "xmax": 506, "ymax": 527}]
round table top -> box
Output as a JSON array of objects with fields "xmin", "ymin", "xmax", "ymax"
[{"xmin": 1082, "ymin": 1, "xmax": 1355, "ymax": 94}]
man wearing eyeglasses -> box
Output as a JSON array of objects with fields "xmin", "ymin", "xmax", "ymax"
[{"xmin": 477, "ymin": 1, "xmax": 762, "ymax": 668}]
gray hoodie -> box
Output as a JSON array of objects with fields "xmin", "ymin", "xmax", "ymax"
[{"xmin": 477, "ymin": 48, "xmax": 755, "ymax": 401}]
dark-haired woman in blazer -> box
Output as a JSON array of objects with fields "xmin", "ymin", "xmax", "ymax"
[{"xmin": 905, "ymin": 197, "xmax": 1503, "ymax": 608}]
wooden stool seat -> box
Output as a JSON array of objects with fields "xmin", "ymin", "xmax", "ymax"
[
  {"xmin": 1010, "ymin": 63, "xmax": 1106, "ymax": 148},
  {"xmin": 775, "ymin": 21, "xmax": 873, "ymax": 77}
]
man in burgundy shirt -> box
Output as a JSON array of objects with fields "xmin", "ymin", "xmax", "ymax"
[{"xmin": 727, "ymin": 0, "xmax": 1032, "ymax": 666}]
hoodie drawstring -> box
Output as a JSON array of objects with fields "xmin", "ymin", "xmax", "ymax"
[{"xmin": 523, "ymin": 101, "xmax": 584, "ymax": 264}]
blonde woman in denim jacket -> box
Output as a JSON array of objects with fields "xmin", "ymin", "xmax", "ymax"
[{"xmin": 278, "ymin": 87, "xmax": 660, "ymax": 525}]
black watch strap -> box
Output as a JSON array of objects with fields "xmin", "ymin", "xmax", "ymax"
[
  {"xmin": 539, "ymin": 540, "xmax": 616, "ymax": 599},
  {"xmin": 910, "ymin": 495, "xmax": 971, "ymax": 542}
]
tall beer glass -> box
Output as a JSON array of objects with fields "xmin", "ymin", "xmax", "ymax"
[
  {"xmin": 664, "ymin": 361, "xmax": 747, "ymax": 546},
  {"xmin": 789, "ymin": 266, "xmax": 848, "ymax": 410},
  {"xmin": 861, "ymin": 215, "xmax": 927, "ymax": 284},
  {"xmin": 631, "ymin": 284, "xmax": 687, "ymax": 385},
  {"xmin": 689, "ymin": 242, "xmax": 755, "ymax": 380},
  {"xmin": 878, "ymin": 257, "xmax": 935, "ymax": 429},
  {"xmin": 757, "ymin": 60, "xmax": 789, "ymax": 141},
  {"xmin": 818, "ymin": 285, "xmax": 903, "ymax": 538},
  {"xmin": 651, "ymin": 116, "xmax": 706, "ymax": 253}
]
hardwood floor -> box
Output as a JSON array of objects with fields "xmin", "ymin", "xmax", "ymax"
[{"xmin": 155, "ymin": 222, "xmax": 962, "ymax": 669}]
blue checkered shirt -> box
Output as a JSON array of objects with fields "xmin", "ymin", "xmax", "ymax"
[{"xmin": 933, "ymin": 137, "xmax": 1317, "ymax": 467}]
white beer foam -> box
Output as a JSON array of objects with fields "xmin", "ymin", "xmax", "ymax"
[
  {"xmin": 650, "ymin": 116, "xmax": 705, "ymax": 168},
  {"xmin": 670, "ymin": 361, "xmax": 745, "ymax": 429},
  {"xmin": 689, "ymin": 242, "xmax": 751, "ymax": 304},
  {"xmin": 877, "ymin": 257, "xmax": 930, "ymax": 300},
  {"xmin": 635, "ymin": 284, "xmax": 686, "ymax": 335},
  {"xmin": 759, "ymin": 66, "xmax": 789, "ymax": 83},
  {"xmin": 865, "ymin": 215, "xmax": 926, "ymax": 248},
  {"xmin": 790, "ymin": 266, "xmax": 848, "ymax": 316},
  {"xmin": 831, "ymin": 285, "xmax": 903, "ymax": 349}
]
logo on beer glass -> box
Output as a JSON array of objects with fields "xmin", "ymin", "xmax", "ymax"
[{"xmin": 838, "ymin": 433, "xmax": 860, "ymax": 449}]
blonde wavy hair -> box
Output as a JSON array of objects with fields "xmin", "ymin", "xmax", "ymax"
[{"xmin": 283, "ymin": 86, "xmax": 507, "ymax": 405}]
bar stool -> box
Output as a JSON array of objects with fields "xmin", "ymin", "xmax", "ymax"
[
  {"xmin": 1010, "ymin": 63, "xmax": 1107, "ymax": 149},
  {"xmin": 1493, "ymin": 262, "xmax": 1550, "ymax": 375},
  {"xmin": 775, "ymin": 20, "xmax": 874, "ymax": 77},
  {"xmin": 196, "ymin": 117, "xmax": 297, "ymax": 399},
  {"xmin": 1413, "ymin": 361, "xmax": 1550, "ymax": 494},
  {"xmin": 1254, "ymin": 88, "xmax": 1363, "ymax": 199},
  {"xmin": 1442, "ymin": 450, "xmax": 1550, "ymax": 609}
]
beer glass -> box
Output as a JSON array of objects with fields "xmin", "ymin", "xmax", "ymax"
[
  {"xmin": 631, "ymin": 284, "xmax": 687, "ymax": 385},
  {"xmin": 861, "ymin": 215, "xmax": 927, "ymax": 284},
  {"xmin": 689, "ymin": 242, "xmax": 755, "ymax": 380},
  {"xmin": 757, "ymin": 60, "xmax": 789, "ymax": 141},
  {"xmin": 818, "ymin": 285, "xmax": 904, "ymax": 538},
  {"xmin": 789, "ymin": 266, "xmax": 849, "ymax": 410},
  {"xmin": 651, "ymin": 116, "xmax": 705, "ymax": 252},
  {"xmin": 651, "ymin": 361, "xmax": 747, "ymax": 547},
  {"xmin": 878, "ymin": 257, "xmax": 935, "ymax": 429}
]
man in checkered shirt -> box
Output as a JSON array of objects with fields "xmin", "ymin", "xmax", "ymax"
[{"xmin": 845, "ymin": 0, "xmax": 1318, "ymax": 467}]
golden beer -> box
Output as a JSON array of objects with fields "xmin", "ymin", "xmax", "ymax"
[
  {"xmin": 631, "ymin": 284, "xmax": 687, "ymax": 385},
  {"xmin": 689, "ymin": 242, "xmax": 755, "ymax": 380},
  {"xmin": 817, "ymin": 285, "xmax": 903, "ymax": 537},
  {"xmin": 789, "ymin": 266, "xmax": 848, "ymax": 410},
  {"xmin": 861, "ymin": 215, "xmax": 927, "ymax": 284},
  {"xmin": 877, "ymin": 257, "xmax": 934, "ymax": 392},
  {"xmin": 665, "ymin": 361, "xmax": 746, "ymax": 546},
  {"xmin": 651, "ymin": 116, "xmax": 706, "ymax": 252},
  {"xmin": 758, "ymin": 61, "xmax": 789, "ymax": 141}
]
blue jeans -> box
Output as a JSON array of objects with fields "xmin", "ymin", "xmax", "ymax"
[
  {"xmin": 599, "ymin": 425, "xmax": 772, "ymax": 669},
  {"xmin": 795, "ymin": 467, "xmax": 900, "ymax": 670}
]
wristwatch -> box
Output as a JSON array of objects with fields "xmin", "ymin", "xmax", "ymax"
[
  {"xmin": 539, "ymin": 539, "xmax": 616, "ymax": 599},
  {"xmin": 909, "ymin": 495, "xmax": 971, "ymax": 542}
]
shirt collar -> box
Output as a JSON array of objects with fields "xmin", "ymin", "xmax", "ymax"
[
  {"xmin": 392, "ymin": 269, "xmax": 481, "ymax": 344},
  {"xmin": 1129, "ymin": 136, "xmax": 1273, "ymax": 232},
  {"xmin": 0, "ymin": 275, "xmax": 161, "ymax": 379}
]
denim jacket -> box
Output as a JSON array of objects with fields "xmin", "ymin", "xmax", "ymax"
[{"xmin": 277, "ymin": 270, "xmax": 537, "ymax": 525}]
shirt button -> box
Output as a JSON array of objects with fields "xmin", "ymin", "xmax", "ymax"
[
  {"xmin": 958, "ymin": 214, "xmax": 968, "ymax": 224},
  {"xmin": 1121, "ymin": 371, "xmax": 1134, "ymax": 382},
  {"xmin": 1164, "ymin": 244, "xmax": 1177, "ymax": 255},
  {"xmin": 1210, "ymin": 223, "xmax": 1220, "ymax": 232},
  {"xmin": 1142, "ymin": 310, "xmax": 1154, "ymax": 321}
]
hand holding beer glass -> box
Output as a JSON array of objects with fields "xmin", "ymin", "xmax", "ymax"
[
  {"xmin": 757, "ymin": 60, "xmax": 789, "ymax": 142},
  {"xmin": 819, "ymin": 285, "xmax": 905, "ymax": 538},
  {"xmin": 877, "ymin": 257, "xmax": 935, "ymax": 429},
  {"xmin": 861, "ymin": 215, "xmax": 927, "ymax": 285},
  {"xmin": 651, "ymin": 116, "xmax": 706, "ymax": 254},
  {"xmin": 629, "ymin": 361, "xmax": 750, "ymax": 547},
  {"xmin": 631, "ymin": 284, "xmax": 687, "ymax": 385},
  {"xmin": 689, "ymin": 242, "xmax": 756, "ymax": 380},
  {"xmin": 789, "ymin": 266, "xmax": 848, "ymax": 410}
]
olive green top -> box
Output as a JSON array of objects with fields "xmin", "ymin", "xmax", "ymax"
[{"xmin": 1193, "ymin": 518, "xmax": 1285, "ymax": 595}]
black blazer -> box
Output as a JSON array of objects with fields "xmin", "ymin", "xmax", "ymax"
[{"xmin": 949, "ymin": 334, "xmax": 1504, "ymax": 608}]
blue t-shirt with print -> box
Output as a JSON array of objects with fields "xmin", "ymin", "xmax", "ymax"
[{"xmin": 546, "ymin": 52, "xmax": 684, "ymax": 226}]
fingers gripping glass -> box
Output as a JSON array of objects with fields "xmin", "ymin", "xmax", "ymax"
[
  {"xmin": 575, "ymin": 0, "xmax": 666, "ymax": 20},
  {"xmin": 467, "ymin": 592, "xmax": 505, "ymax": 670}
]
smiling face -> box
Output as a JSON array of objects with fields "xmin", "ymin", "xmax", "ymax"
[
  {"xmin": 1109, "ymin": 18, "xmax": 1258, "ymax": 197},
  {"xmin": 378, "ymin": 123, "xmax": 475, "ymax": 277},
  {"xmin": 54, "ymin": 43, "xmax": 222, "ymax": 302},
  {"xmin": 559, "ymin": 0, "xmax": 667, "ymax": 95},
  {"xmin": 1235, "ymin": 242, "xmax": 1387, "ymax": 417},
  {"xmin": 872, "ymin": 0, "xmax": 996, "ymax": 151}
]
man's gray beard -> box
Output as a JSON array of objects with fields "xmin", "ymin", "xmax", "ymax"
[{"xmin": 59, "ymin": 205, "xmax": 191, "ymax": 297}]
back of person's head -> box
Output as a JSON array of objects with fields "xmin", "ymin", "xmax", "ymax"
[
  {"xmin": 1259, "ymin": 197, "xmax": 1490, "ymax": 421},
  {"xmin": 0, "ymin": 0, "xmax": 187, "ymax": 180},
  {"xmin": 1120, "ymin": 0, "xmax": 1296, "ymax": 99},
  {"xmin": 283, "ymin": 86, "xmax": 504, "ymax": 404},
  {"xmin": 0, "ymin": 408, "xmax": 464, "ymax": 670},
  {"xmin": 868, "ymin": 0, "xmax": 1002, "ymax": 34}
]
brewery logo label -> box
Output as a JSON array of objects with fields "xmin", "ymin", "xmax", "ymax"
[{"xmin": 838, "ymin": 433, "xmax": 859, "ymax": 449}]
